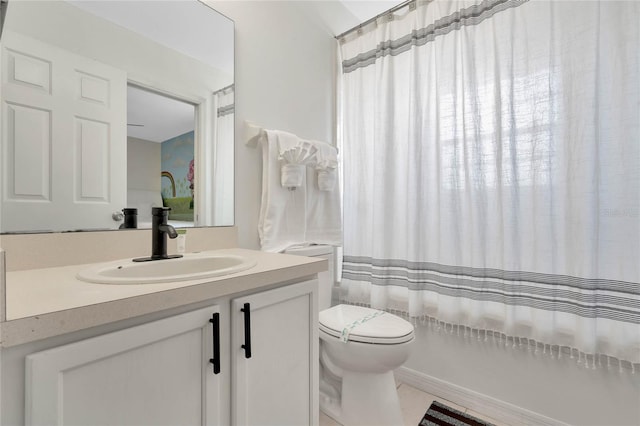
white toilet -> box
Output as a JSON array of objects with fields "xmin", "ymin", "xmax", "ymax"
[{"xmin": 285, "ymin": 245, "xmax": 415, "ymax": 426}]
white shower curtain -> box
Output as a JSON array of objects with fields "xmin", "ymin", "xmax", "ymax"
[
  {"xmin": 212, "ymin": 85, "xmax": 235, "ymax": 225},
  {"xmin": 339, "ymin": 0, "xmax": 639, "ymax": 366}
]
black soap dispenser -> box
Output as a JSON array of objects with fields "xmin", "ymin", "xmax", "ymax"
[{"xmin": 119, "ymin": 208, "xmax": 138, "ymax": 229}]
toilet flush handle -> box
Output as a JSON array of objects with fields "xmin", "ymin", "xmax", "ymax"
[{"xmin": 241, "ymin": 303, "xmax": 252, "ymax": 359}]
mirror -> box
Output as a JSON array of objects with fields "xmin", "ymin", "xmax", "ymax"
[
  {"xmin": 127, "ymin": 85, "xmax": 197, "ymax": 227},
  {"xmin": 0, "ymin": 0, "xmax": 234, "ymax": 233}
]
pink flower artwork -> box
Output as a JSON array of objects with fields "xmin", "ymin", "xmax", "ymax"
[{"xmin": 187, "ymin": 159, "xmax": 195, "ymax": 187}]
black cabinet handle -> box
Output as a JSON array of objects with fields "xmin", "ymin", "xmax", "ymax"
[
  {"xmin": 209, "ymin": 313, "xmax": 221, "ymax": 374},
  {"xmin": 241, "ymin": 303, "xmax": 252, "ymax": 359}
]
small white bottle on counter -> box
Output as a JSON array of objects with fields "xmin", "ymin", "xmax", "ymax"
[{"xmin": 176, "ymin": 229, "xmax": 187, "ymax": 254}]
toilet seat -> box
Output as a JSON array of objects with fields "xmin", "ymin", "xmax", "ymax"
[{"xmin": 319, "ymin": 304, "xmax": 414, "ymax": 345}]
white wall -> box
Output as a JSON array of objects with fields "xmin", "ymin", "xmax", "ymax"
[
  {"xmin": 209, "ymin": 1, "xmax": 344, "ymax": 249},
  {"xmin": 127, "ymin": 137, "xmax": 161, "ymax": 192}
]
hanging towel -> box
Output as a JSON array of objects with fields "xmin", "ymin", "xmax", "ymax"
[
  {"xmin": 275, "ymin": 130, "xmax": 317, "ymax": 188},
  {"xmin": 258, "ymin": 130, "xmax": 307, "ymax": 252},
  {"xmin": 312, "ymin": 141, "xmax": 338, "ymax": 191},
  {"xmin": 258, "ymin": 129, "xmax": 342, "ymax": 252},
  {"xmin": 305, "ymin": 141, "xmax": 342, "ymax": 247}
]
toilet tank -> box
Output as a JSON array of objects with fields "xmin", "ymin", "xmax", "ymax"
[{"xmin": 284, "ymin": 245, "xmax": 334, "ymax": 311}]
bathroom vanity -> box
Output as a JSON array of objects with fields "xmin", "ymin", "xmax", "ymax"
[{"xmin": 0, "ymin": 246, "xmax": 325, "ymax": 425}]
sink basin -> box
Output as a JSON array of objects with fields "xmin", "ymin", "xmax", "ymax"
[{"xmin": 77, "ymin": 253, "xmax": 257, "ymax": 284}]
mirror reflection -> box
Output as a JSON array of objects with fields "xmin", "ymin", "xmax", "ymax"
[
  {"xmin": 0, "ymin": 0, "xmax": 234, "ymax": 233},
  {"xmin": 127, "ymin": 85, "xmax": 196, "ymax": 228}
]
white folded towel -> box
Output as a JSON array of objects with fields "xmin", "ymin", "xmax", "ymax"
[
  {"xmin": 312, "ymin": 141, "xmax": 338, "ymax": 191},
  {"xmin": 274, "ymin": 130, "xmax": 317, "ymax": 188},
  {"xmin": 279, "ymin": 141, "xmax": 318, "ymax": 165},
  {"xmin": 317, "ymin": 170, "xmax": 336, "ymax": 191},
  {"xmin": 281, "ymin": 164, "xmax": 305, "ymax": 188},
  {"xmin": 258, "ymin": 129, "xmax": 342, "ymax": 252}
]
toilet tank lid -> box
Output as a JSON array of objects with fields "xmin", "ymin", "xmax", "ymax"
[
  {"xmin": 319, "ymin": 304, "xmax": 414, "ymax": 341},
  {"xmin": 284, "ymin": 244, "xmax": 334, "ymax": 257}
]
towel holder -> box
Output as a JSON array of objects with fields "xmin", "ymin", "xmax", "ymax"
[
  {"xmin": 244, "ymin": 120, "xmax": 339, "ymax": 153},
  {"xmin": 245, "ymin": 120, "xmax": 263, "ymax": 148}
]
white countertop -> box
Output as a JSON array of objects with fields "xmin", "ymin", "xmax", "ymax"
[{"xmin": 1, "ymin": 248, "xmax": 327, "ymax": 347}]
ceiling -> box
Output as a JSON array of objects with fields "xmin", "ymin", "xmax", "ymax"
[
  {"xmin": 339, "ymin": 1, "xmax": 404, "ymax": 30},
  {"xmin": 127, "ymin": 86, "xmax": 195, "ymax": 143},
  {"xmin": 301, "ymin": 0, "xmax": 404, "ymax": 37}
]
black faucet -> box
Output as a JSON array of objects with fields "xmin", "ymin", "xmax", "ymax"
[{"xmin": 133, "ymin": 207, "xmax": 183, "ymax": 262}]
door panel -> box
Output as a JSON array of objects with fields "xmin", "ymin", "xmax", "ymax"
[{"xmin": 5, "ymin": 102, "xmax": 50, "ymax": 200}]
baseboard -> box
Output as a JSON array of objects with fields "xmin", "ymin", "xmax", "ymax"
[{"xmin": 395, "ymin": 367, "xmax": 568, "ymax": 426}]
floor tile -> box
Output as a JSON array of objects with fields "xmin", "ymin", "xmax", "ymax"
[
  {"xmin": 397, "ymin": 384, "xmax": 439, "ymax": 426},
  {"xmin": 319, "ymin": 382, "xmax": 502, "ymax": 426},
  {"xmin": 431, "ymin": 396, "xmax": 469, "ymax": 415}
]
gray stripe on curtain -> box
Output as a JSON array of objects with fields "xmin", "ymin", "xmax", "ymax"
[
  {"xmin": 342, "ymin": 0, "xmax": 529, "ymax": 74},
  {"xmin": 342, "ymin": 257, "xmax": 640, "ymax": 323}
]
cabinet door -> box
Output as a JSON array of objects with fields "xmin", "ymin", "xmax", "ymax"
[
  {"xmin": 25, "ymin": 305, "xmax": 225, "ymax": 426},
  {"xmin": 232, "ymin": 279, "xmax": 319, "ymax": 426}
]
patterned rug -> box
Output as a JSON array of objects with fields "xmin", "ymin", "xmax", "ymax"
[{"xmin": 419, "ymin": 400, "xmax": 495, "ymax": 426}]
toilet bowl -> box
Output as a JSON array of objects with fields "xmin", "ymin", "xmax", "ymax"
[
  {"xmin": 284, "ymin": 245, "xmax": 415, "ymax": 426},
  {"xmin": 320, "ymin": 304, "xmax": 415, "ymax": 425}
]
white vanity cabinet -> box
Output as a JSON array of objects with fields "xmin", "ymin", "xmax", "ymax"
[
  {"xmin": 232, "ymin": 280, "xmax": 319, "ymax": 426},
  {"xmin": 25, "ymin": 305, "xmax": 226, "ymax": 426},
  {"xmin": 22, "ymin": 279, "xmax": 318, "ymax": 426}
]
